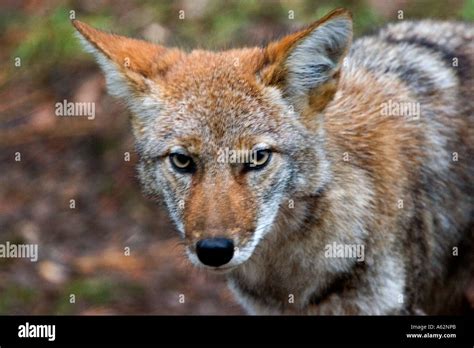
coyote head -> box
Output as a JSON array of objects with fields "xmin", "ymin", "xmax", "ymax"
[{"xmin": 74, "ymin": 9, "xmax": 352, "ymax": 271}]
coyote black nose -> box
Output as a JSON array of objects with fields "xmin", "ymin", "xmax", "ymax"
[{"xmin": 196, "ymin": 238, "xmax": 234, "ymax": 267}]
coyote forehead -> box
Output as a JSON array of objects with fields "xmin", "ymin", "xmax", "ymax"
[{"xmin": 149, "ymin": 49, "xmax": 293, "ymax": 155}]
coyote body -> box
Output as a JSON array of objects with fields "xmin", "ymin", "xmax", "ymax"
[{"xmin": 74, "ymin": 9, "xmax": 473, "ymax": 315}]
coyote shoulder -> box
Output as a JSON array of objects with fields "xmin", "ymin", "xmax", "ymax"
[{"xmin": 74, "ymin": 9, "xmax": 473, "ymax": 314}]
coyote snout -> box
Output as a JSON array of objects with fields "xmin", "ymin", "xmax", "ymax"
[{"xmin": 182, "ymin": 169, "xmax": 268, "ymax": 270}]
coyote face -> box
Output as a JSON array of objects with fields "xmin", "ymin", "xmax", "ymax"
[
  {"xmin": 125, "ymin": 49, "xmax": 333, "ymax": 271},
  {"xmin": 136, "ymin": 54, "xmax": 312, "ymax": 270},
  {"xmin": 73, "ymin": 10, "xmax": 349, "ymax": 270}
]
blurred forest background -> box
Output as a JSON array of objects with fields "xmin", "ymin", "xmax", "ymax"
[{"xmin": 0, "ymin": 0, "xmax": 473, "ymax": 314}]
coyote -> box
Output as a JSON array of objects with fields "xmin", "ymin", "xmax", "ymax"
[{"xmin": 73, "ymin": 8, "xmax": 473, "ymax": 314}]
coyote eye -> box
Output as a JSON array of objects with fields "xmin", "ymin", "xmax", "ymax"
[
  {"xmin": 170, "ymin": 153, "xmax": 195, "ymax": 173},
  {"xmin": 245, "ymin": 149, "xmax": 272, "ymax": 171}
]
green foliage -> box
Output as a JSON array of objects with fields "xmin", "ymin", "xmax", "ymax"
[
  {"xmin": 0, "ymin": 285, "xmax": 37, "ymax": 313},
  {"xmin": 461, "ymin": 0, "xmax": 474, "ymax": 20},
  {"xmin": 13, "ymin": 7, "xmax": 79, "ymax": 68}
]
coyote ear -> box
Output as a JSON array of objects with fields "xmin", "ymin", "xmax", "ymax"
[
  {"xmin": 261, "ymin": 9, "xmax": 352, "ymax": 114},
  {"xmin": 73, "ymin": 20, "xmax": 173, "ymax": 99}
]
